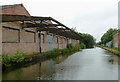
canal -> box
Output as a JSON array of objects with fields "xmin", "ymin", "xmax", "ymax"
[{"xmin": 2, "ymin": 47, "xmax": 119, "ymax": 80}]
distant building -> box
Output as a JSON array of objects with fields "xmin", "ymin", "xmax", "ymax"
[
  {"xmin": 106, "ymin": 41, "xmax": 112, "ymax": 47},
  {"xmin": 113, "ymin": 32, "xmax": 120, "ymax": 48}
]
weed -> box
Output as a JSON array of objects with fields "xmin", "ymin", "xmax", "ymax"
[
  {"xmin": 11, "ymin": 49, "xmax": 25, "ymax": 63},
  {"xmin": 2, "ymin": 49, "xmax": 25, "ymax": 67}
]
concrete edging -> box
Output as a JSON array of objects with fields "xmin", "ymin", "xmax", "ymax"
[{"xmin": 98, "ymin": 46, "xmax": 120, "ymax": 56}]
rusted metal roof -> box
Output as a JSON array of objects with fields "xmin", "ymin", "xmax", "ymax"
[{"xmin": 1, "ymin": 14, "xmax": 84, "ymax": 40}]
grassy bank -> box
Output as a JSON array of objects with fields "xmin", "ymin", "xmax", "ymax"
[
  {"xmin": 98, "ymin": 45, "xmax": 120, "ymax": 56},
  {"xmin": 2, "ymin": 44, "xmax": 82, "ymax": 68}
]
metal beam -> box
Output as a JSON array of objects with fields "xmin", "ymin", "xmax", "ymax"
[
  {"xmin": 1, "ymin": 14, "xmax": 51, "ymax": 22},
  {"xmin": 1, "ymin": 14, "xmax": 83, "ymax": 40},
  {"xmin": 23, "ymin": 23, "xmax": 62, "ymax": 28},
  {"xmin": 37, "ymin": 27, "xmax": 67, "ymax": 31}
]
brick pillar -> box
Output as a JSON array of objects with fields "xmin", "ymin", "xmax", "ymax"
[{"xmin": 0, "ymin": 25, "xmax": 2, "ymax": 55}]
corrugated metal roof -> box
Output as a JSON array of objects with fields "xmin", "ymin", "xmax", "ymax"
[{"xmin": 0, "ymin": 4, "xmax": 23, "ymax": 9}]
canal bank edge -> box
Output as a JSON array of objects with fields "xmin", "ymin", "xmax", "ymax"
[
  {"xmin": 98, "ymin": 45, "xmax": 120, "ymax": 56},
  {"xmin": 2, "ymin": 44, "xmax": 82, "ymax": 69}
]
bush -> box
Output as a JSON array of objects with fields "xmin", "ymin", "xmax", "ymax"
[
  {"xmin": 11, "ymin": 49, "xmax": 25, "ymax": 63},
  {"xmin": 61, "ymin": 48, "xmax": 69, "ymax": 54},
  {"xmin": 2, "ymin": 54, "xmax": 11, "ymax": 67},
  {"xmin": 48, "ymin": 49, "xmax": 60, "ymax": 55},
  {"xmin": 48, "ymin": 44, "xmax": 82, "ymax": 56},
  {"xmin": 80, "ymin": 42, "xmax": 86, "ymax": 49},
  {"xmin": 67, "ymin": 44, "xmax": 72, "ymax": 49},
  {"xmin": 2, "ymin": 49, "xmax": 25, "ymax": 67}
]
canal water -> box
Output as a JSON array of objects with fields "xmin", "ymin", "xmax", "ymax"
[{"xmin": 2, "ymin": 47, "xmax": 119, "ymax": 80}]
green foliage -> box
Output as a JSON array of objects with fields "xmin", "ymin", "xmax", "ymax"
[
  {"xmin": 48, "ymin": 44, "xmax": 81, "ymax": 56},
  {"xmin": 61, "ymin": 48, "xmax": 69, "ymax": 54},
  {"xmin": 99, "ymin": 45, "xmax": 120, "ymax": 55},
  {"xmin": 110, "ymin": 41, "xmax": 113, "ymax": 48},
  {"xmin": 11, "ymin": 49, "xmax": 25, "ymax": 63},
  {"xmin": 71, "ymin": 45, "xmax": 81, "ymax": 51},
  {"xmin": 0, "ymin": 56, "xmax": 2, "ymax": 65},
  {"xmin": 2, "ymin": 45, "xmax": 82, "ymax": 68},
  {"xmin": 79, "ymin": 33, "xmax": 95, "ymax": 48},
  {"xmin": 25, "ymin": 57, "xmax": 32, "ymax": 62},
  {"xmin": 101, "ymin": 28, "xmax": 118, "ymax": 44},
  {"xmin": 2, "ymin": 54, "xmax": 11, "ymax": 63},
  {"xmin": 2, "ymin": 49, "xmax": 25, "ymax": 67},
  {"xmin": 80, "ymin": 42, "xmax": 86, "ymax": 49},
  {"xmin": 67, "ymin": 44, "xmax": 73, "ymax": 49},
  {"xmin": 48, "ymin": 49, "xmax": 60, "ymax": 55},
  {"xmin": 97, "ymin": 42, "xmax": 102, "ymax": 45},
  {"xmin": 2, "ymin": 54, "xmax": 11, "ymax": 67}
]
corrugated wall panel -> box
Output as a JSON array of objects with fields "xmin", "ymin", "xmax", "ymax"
[
  {"xmin": 69, "ymin": 39, "xmax": 72, "ymax": 44},
  {"xmin": 47, "ymin": 35, "xmax": 54, "ymax": 51}
]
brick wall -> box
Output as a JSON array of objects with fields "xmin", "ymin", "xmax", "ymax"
[
  {"xmin": 54, "ymin": 35, "xmax": 59, "ymax": 49},
  {"xmin": 1, "ymin": 4, "xmax": 81, "ymax": 55},
  {"xmin": 2, "ymin": 27, "xmax": 19, "ymax": 43},
  {"xmin": 2, "ymin": 4, "xmax": 41, "ymax": 55},
  {"xmin": 41, "ymin": 33, "xmax": 47, "ymax": 52},
  {"xmin": 113, "ymin": 33, "xmax": 119, "ymax": 48},
  {"xmin": 119, "ymin": 33, "xmax": 120, "ymax": 48},
  {"xmin": 2, "ymin": 27, "xmax": 40, "ymax": 55},
  {"xmin": 54, "ymin": 36, "xmax": 80, "ymax": 50},
  {"xmin": 2, "ymin": 4, "xmax": 31, "ymax": 29},
  {"xmin": 20, "ymin": 30, "xmax": 35, "ymax": 43},
  {"xmin": 58, "ymin": 37, "xmax": 63, "ymax": 49},
  {"xmin": 57, "ymin": 36, "xmax": 68, "ymax": 49},
  {"xmin": 71, "ymin": 39, "xmax": 79, "ymax": 46},
  {"xmin": 2, "ymin": 5, "xmax": 30, "ymax": 16}
]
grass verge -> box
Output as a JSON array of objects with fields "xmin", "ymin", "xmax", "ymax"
[{"xmin": 98, "ymin": 45, "xmax": 120, "ymax": 56}]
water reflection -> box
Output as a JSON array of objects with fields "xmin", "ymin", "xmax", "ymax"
[
  {"xmin": 2, "ymin": 47, "xmax": 119, "ymax": 80},
  {"xmin": 2, "ymin": 55, "xmax": 68, "ymax": 80},
  {"xmin": 103, "ymin": 50, "xmax": 119, "ymax": 64}
]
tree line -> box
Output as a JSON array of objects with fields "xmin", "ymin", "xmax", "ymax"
[
  {"xmin": 97, "ymin": 28, "xmax": 118, "ymax": 45},
  {"xmin": 72, "ymin": 27, "xmax": 96, "ymax": 49},
  {"xmin": 79, "ymin": 33, "xmax": 96, "ymax": 48}
]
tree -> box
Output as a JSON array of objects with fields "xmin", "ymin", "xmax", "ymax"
[
  {"xmin": 79, "ymin": 33, "xmax": 95, "ymax": 48},
  {"xmin": 97, "ymin": 42, "xmax": 101, "ymax": 45},
  {"xmin": 101, "ymin": 28, "xmax": 118, "ymax": 44}
]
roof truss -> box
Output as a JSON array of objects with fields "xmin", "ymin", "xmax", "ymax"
[{"xmin": 1, "ymin": 14, "xmax": 83, "ymax": 40}]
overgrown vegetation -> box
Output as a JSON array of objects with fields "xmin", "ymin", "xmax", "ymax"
[
  {"xmin": 97, "ymin": 28, "xmax": 119, "ymax": 50},
  {"xmin": 2, "ymin": 44, "xmax": 82, "ymax": 68},
  {"xmin": 2, "ymin": 49, "xmax": 25, "ymax": 67},
  {"xmin": 101, "ymin": 28, "xmax": 118, "ymax": 44},
  {"xmin": 79, "ymin": 33, "xmax": 95, "ymax": 48},
  {"xmin": 79, "ymin": 41, "xmax": 86, "ymax": 49},
  {"xmin": 48, "ymin": 44, "xmax": 81, "ymax": 56},
  {"xmin": 98, "ymin": 45, "xmax": 120, "ymax": 55},
  {"xmin": 71, "ymin": 27, "xmax": 95, "ymax": 48}
]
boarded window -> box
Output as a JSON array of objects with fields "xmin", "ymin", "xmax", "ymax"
[
  {"xmin": 23, "ymin": 31, "xmax": 35, "ymax": 43},
  {"xmin": 2, "ymin": 27, "xmax": 19, "ymax": 43}
]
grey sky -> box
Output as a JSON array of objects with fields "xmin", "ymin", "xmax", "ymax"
[{"xmin": 0, "ymin": 0, "xmax": 119, "ymax": 42}]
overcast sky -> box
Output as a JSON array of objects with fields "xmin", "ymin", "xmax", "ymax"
[{"xmin": 0, "ymin": 0, "xmax": 119, "ymax": 42}]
